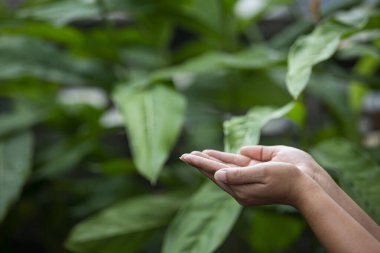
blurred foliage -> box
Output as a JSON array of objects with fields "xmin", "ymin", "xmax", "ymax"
[{"xmin": 0, "ymin": 0, "xmax": 380, "ymax": 252}]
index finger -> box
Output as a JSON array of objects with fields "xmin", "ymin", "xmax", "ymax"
[
  {"xmin": 203, "ymin": 149, "xmax": 255, "ymax": 166},
  {"xmin": 180, "ymin": 153, "xmax": 228, "ymax": 173}
]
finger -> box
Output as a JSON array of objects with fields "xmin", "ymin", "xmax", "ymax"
[
  {"xmin": 190, "ymin": 151, "xmax": 227, "ymax": 164},
  {"xmin": 203, "ymin": 149, "xmax": 253, "ymax": 166},
  {"xmin": 214, "ymin": 164, "xmax": 269, "ymax": 185},
  {"xmin": 215, "ymin": 161, "xmax": 294, "ymax": 185},
  {"xmin": 183, "ymin": 154, "xmax": 236, "ymax": 197},
  {"xmin": 239, "ymin": 146, "xmax": 280, "ymax": 162},
  {"xmin": 196, "ymin": 168, "xmax": 236, "ymax": 197},
  {"xmin": 180, "ymin": 154, "xmax": 228, "ymax": 173}
]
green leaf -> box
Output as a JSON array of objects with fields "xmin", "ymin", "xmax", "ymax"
[
  {"xmin": 152, "ymin": 52, "xmax": 225, "ymax": 81},
  {"xmin": 162, "ymin": 181, "xmax": 241, "ymax": 253},
  {"xmin": 183, "ymin": 0, "xmax": 223, "ymax": 34},
  {"xmin": 0, "ymin": 22, "xmax": 85, "ymax": 48},
  {"xmin": 0, "ymin": 110, "xmax": 45, "ymax": 137},
  {"xmin": 18, "ymin": 0, "xmax": 99, "ymax": 26},
  {"xmin": 0, "ymin": 131, "xmax": 33, "ymax": 222},
  {"xmin": 308, "ymin": 73, "xmax": 358, "ymax": 139},
  {"xmin": 311, "ymin": 138, "xmax": 380, "ymax": 223},
  {"xmin": 221, "ymin": 45, "xmax": 286, "ymax": 69},
  {"xmin": 153, "ymin": 45, "xmax": 284, "ymax": 81},
  {"xmin": 66, "ymin": 193, "xmax": 184, "ymax": 253},
  {"xmin": 286, "ymin": 7, "xmax": 371, "ymax": 99},
  {"xmin": 286, "ymin": 22, "xmax": 348, "ymax": 99},
  {"xmin": 285, "ymin": 100, "xmax": 305, "ymax": 128},
  {"xmin": 34, "ymin": 139, "xmax": 95, "ymax": 179},
  {"xmin": 348, "ymin": 54, "xmax": 379, "ymax": 112},
  {"xmin": 249, "ymin": 210, "xmax": 305, "ymax": 253},
  {"xmin": 0, "ymin": 36, "xmax": 102, "ymax": 85},
  {"xmin": 224, "ymin": 102, "xmax": 295, "ymax": 153},
  {"xmin": 113, "ymin": 84, "xmax": 186, "ymax": 183}
]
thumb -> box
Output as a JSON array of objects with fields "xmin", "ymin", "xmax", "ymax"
[{"xmin": 214, "ymin": 165, "xmax": 266, "ymax": 185}]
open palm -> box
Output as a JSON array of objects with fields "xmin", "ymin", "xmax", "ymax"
[{"xmin": 201, "ymin": 145, "xmax": 322, "ymax": 181}]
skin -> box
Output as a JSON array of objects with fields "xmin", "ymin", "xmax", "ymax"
[{"xmin": 180, "ymin": 145, "xmax": 380, "ymax": 253}]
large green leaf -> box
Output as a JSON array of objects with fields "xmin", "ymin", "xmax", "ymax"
[
  {"xmin": 162, "ymin": 181, "xmax": 241, "ymax": 253},
  {"xmin": 311, "ymin": 138, "xmax": 380, "ymax": 223},
  {"xmin": 0, "ymin": 131, "xmax": 33, "ymax": 222},
  {"xmin": 113, "ymin": 84, "xmax": 186, "ymax": 183},
  {"xmin": 224, "ymin": 102, "xmax": 295, "ymax": 153},
  {"xmin": 286, "ymin": 7, "xmax": 371, "ymax": 99},
  {"xmin": 66, "ymin": 193, "xmax": 184, "ymax": 253},
  {"xmin": 286, "ymin": 22, "xmax": 349, "ymax": 99}
]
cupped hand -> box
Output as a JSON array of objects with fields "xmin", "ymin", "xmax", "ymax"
[
  {"xmin": 180, "ymin": 153, "xmax": 315, "ymax": 207},
  {"xmin": 203, "ymin": 145, "xmax": 325, "ymax": 182},
  {"xmin": 213, "ymin": 161, "xmax": 316, "ymax": 207}
]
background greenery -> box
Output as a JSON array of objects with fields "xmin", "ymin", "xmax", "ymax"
[{"xmin": 1, "ymin": 0, "xmax": 380, "ymax": 252}]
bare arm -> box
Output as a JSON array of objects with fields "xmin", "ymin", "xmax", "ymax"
[
  {"xmin": 180, "ymin": 153, "xmax": 380, "ymax": 253},
  {"xmin": 313, "ymin": 162, "xmax": 380, "ymax": 241},
  {"xmin": 203, "ymin": 146, "xmax": 380, "ymax": 241},
  {"xmin": 296, "ymin": 179, "xmax": 380, "ymax": 253}
]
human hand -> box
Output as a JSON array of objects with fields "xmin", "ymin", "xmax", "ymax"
[
  {"xmin": 180, "ymin": 153, "xmax": 315, "ymax": 207},
  {"xmin": 203, "ymin": 145, "xmax": 328, "ymax": 185}
]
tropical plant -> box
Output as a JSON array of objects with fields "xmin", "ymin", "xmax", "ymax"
[{"xmin": 1, "ymin": 0, "xmax": 380, "ymax": 252}]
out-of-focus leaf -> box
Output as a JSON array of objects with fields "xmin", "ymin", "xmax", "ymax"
[
  {"xmin": 285, "ymin": 100, "xmax": 305, "ymax": 128},
  {"xmin": 286, "ymin": 7, "xmax": 371, "ymax": 99},
  {"xmin": 287, "ymin": 21, "xmax": 349, "ymax": 99},
  {"xmin": 270, "ymin": 19, "xmax": 314, "ymax": 49},
  {"xmin": 308, "ymin": 73, "xmax": 357, "ymax": 139},
  {"xmin": 152, "ymin": 45, "xmax": 284, "ymax": 83},
  {"xmin": 152, "ymin": 52, "xmax": 226, "ymax": 81},
  {"xmin": 338, "ymin": 43, "xmax": 380, "ymax": 60},
  {"xmin": 311, "ymin": 138, "xmax": 380, "ymax": 223},
  {"xmin": 334, "ymin": 6, "xmax": 373, "ymax": 27},
  {"xmin": 0, "ymin": 131, "xmax": 33, "ymax": 222},
  {"xmin": 162, "ymin": 181, "xmax": 241, "ymax": 253},
  {"xmin": 35, "ymin": 139, "xmax": 95, "ymax": 179},
  {"xmin": 0, "ymin": 110, "xmax": 45, "ymax": 137},
  {"xmin": 348, "ymin": 82, "xmax": 368, "ymax": 113},
  {"xmin": 0, "ymin": 36, "xmax": 102, "ymax": 85},
  {"xmin": 70, "ymin": 177, "xmax": 133, "ymax": 217},
  {"xmin": 100, "ymin": 159, "xmax": 135, "ymax": 176},
  {"xmin": 221, "ymin": 45, "xmax": 286, "ymax": 69},
  {"xmin": 113, "ymin": 84, "xmax": 186, "ymax": 183},
  {"xmin": 338, "ymin": 30, "xmax": 380, "ymax": 60},
  {"xmin": 224, "ymin": 102, "xmax": 295, "ymax": 153},
  {"xmin": 249, "ymin": 209, "xmax": 305, "ymax": 253},
  {"xmin": 17, "ymin": 0, "xmax": 99, "ymax": 26},
  {"xmin": 348, "ymin": 54, "xmax": 379, "ymax": 112},
  {"xmin": 183, "ymin": 0, "xmax": 223, "ymax": 34},
  {"xmin": 66, "ymin": 193, "xmax": 184, "ymax": 253},
  {"xmin": 0, "ymin": 22, "xmax": 85, "ymax": 48}
]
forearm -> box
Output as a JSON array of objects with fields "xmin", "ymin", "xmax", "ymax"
[
  {"xmin": 314, "ymin": 166, "xmax": 380, "ymax": 241},
  {"xmin": 297, "ymin": 182, "xmax": 380, "ymax": 253}
]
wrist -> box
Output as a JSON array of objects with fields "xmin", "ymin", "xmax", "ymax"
[
  {"xmin": 293, "ymin": 175, "xmax": 324, "ymax": 210},
  {"xmin": 311, "ymin": 163, "xmax": 340, "ymax": 196}
]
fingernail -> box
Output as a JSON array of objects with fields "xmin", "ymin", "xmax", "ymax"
[
  {"xmin": 215, "ymin": 170, "xmax": 227, "ymax": 183},
  {"xmin": 179, "ymin": 154, "xmax": 188, "ymax": 161}
]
